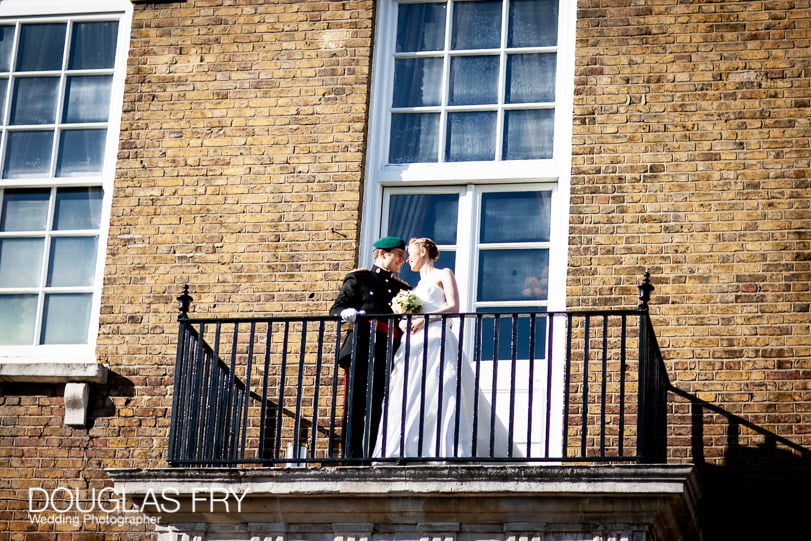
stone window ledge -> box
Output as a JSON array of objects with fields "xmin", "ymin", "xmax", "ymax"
[
  {"xmin": 0, "ymin": 360, "xmax": 108, "ymax": 427},
  {"xmin": 0, "ymin": 361, "xmax": 108, "ymax": 383}
]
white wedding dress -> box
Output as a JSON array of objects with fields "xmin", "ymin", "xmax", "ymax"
[{"xmin": 373, "ymin": 279, "xmax": 516, "ymax": 459}]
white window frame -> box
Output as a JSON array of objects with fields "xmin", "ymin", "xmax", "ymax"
[
  {"xmin": 361, "ymin": 0, "xmax": 576, "ymax": 313},
  {"xmin": 0, "ymin": 0, "xmax": 131, "ymax": 380},
  {"xmin": 381, "ymin": 183, "xmax": 566, "ymax": 311}
]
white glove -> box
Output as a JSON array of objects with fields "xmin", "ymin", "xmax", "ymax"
[{"xmin": 340, "ymin": 308, "xmax": 364, "ymax": 323}]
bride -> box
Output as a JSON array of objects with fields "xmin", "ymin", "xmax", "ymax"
[{"xmin": 373, "ymin": 237, "xmax": 514, "ymax": 459}]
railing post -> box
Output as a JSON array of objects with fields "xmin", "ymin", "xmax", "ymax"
[
  {"xmin": 169, "ymin": 285, "xmax": 193, "ymax": 465},
  {"xmin": 637, "ymin": 273, "xmax": 667, "ymax": 464}
]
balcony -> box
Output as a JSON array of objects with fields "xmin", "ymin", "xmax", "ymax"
[
  {"xmin": 168, "ymin": 280, "xmax": 668, "ymax": 467},
  {"xmin": 109, "ymin": 276, "xmax": 700, "ymax": 541}
]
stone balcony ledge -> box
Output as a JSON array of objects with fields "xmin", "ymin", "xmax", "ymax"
[{"xmin": 108, "ymin": 464, "xmax": 701, "ymax": 541}]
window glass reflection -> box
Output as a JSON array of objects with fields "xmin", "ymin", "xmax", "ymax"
[
  {"xmin": 476, "ymin": 309, "xmax": 548, "ymax": 361},
  {"xmin": 40, "ymin": 293, "xmax": 92, "ymax": 344},
  {"xmin": 390, "ymin": 113, "xmax": 439, "ymax": 163},
  {"xmin": 506, "ymin": 53, "xmax": 556, "ymax": 104},
  {"xmin": 54, "ymin": 188, "xmax": 103, "ymax": 230},
  {"xmin": 508, "ymin": 0, "xmax": 558, "ymax": 47},
  {"xmin": 396, "ymin": 3, "xmax": 446, "ymax": 52},
  {"xmin": 47, "ymin": 237, "xmax": 98, "ymax": 287},
  {"xmin": 0, "ymin": 26, "xmax": 15, "ymax": 72},
  {"xmin": 481, "ymin": 191, "xmax": 551, "ymax": 243},
  {"xmin": 17, "ymin": 24, "xmax": 66, "ymax": 71},
  {"xmin": 446, "ymin": 111, "xmax": 496, "ymax": 162},
  {"xmin": 63, "ymin": 76, "xmax": 113, "ymax": 123},
  {"xmin": 503, "ymin": 109, "xmax": 554, "ymax": 160},
  {"xmin": 0, "ymin": 295, "xmax": 37, "ymax": 345},
  {"xmin": 452, "ymin": 0, "xmax": 502, "ymax": 50},
  {"xmin": 1, "ymin": 189, "xmax": 50, "ymax": 231},
  {"xmin": 393, "ymin": 58, "xmax": 443, "ymax": 107},
  {"xmin": 0, "ymin": 79, "xmax": 7, "ymax": 120},
  {"xmin": 388, "ymin": 193, "xmax": 459, "ymax": 244},
  {"xmin": 477, "ymin": 249, "xmax": 549, "ymax": 302},
  {"xmin": 3, "ymin": 131, "xmax": 54, "ymax": 178},
  {"xmin": 56, "ymin": 129, "xmax": 107, "ymax": 176},
  {"xmin": 0, "ymin": 238, "xmax": 43, "ymax": 287},
  {"xmin": 69, "ymin": 21, "xmax": 118, "ymax": 70},
  {"xmin": 448, "ymin": 55, "xmax": 499, "ymax": 106},
  {"xmin": 11, "ymin": 77, "xmax": 59, "ymax": 124}
]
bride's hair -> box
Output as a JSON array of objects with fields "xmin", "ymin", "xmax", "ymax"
[{"xmin": 409, "ymin": 237, "xmax": 439, "ymax": 261}]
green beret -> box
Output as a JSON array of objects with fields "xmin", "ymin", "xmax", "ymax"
[{"xmin": 373, "ymin": 236, "xmax": 406, "ymax": 250}]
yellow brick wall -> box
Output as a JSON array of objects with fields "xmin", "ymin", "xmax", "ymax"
[{"xmin": 570, "ymin": 1, "xmax": 811, "ymax": 460}]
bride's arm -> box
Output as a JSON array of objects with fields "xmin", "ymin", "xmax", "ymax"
[{"xmin": 433, "ymin": 268, "xmax": 460, "ymax": 313}]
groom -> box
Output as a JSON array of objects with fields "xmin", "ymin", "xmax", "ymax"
[{"xmin": 329, "ymin": 236, "xmax": 411, "ymax": 459}]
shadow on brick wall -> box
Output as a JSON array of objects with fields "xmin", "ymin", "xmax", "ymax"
[{"xmin": 669, "ymin": 386, "xmax": 811, "ymax": 541}]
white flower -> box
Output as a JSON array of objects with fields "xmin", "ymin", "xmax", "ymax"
[{"xmin": 391, "ymin": 290, "xmax": 424, "ymax": 314}]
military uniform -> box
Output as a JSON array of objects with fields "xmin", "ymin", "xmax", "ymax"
[
  {"xmin": 329, "ymin": 266, "xmax": 411, "ymax": 362},
  {"xmin": 330, "ymin": 261, "xmax": 411, "ymax": 459}
]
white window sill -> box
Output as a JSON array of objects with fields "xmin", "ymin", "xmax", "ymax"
[
  {"xmin": 0, "ymin": 360, "xmax": 108, "ymax": 383},
  {"xmin": 1, "ymin": 356, "xmax": 108, "ymax": 427},
  {"xmin": 0, "ymin": 350, "xmax": 108, "ymax": 384}
]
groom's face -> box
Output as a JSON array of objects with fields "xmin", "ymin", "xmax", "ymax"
[{"xmin": 378, "ymin": 248, "xmax": 406, "ymax": 273}]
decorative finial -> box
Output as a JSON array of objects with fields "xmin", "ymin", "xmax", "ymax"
[
  {"xmin": 637, "ymin": 272, "xmax": 654, "ymax": 310},
  {"xmin": 177, "ymin": 285, "xmax": 192, "ymax": 320}
]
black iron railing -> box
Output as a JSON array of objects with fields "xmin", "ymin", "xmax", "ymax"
[{"xmin": 168, "ymin": 277, "xmax": 669, "ymax": 466}]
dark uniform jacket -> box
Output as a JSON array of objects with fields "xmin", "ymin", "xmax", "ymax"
[
  {"xmin": 329, "ymin": 266, "xmax": 411, "ymax": 367},
  {"xmin": 329, "ymin": 266, "xmax": 411, "ymax": 317}
]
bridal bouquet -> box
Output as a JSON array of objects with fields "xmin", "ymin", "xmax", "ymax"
[{"xmin": 391, "ymin": 290, "xmax": 424, "ymax": 314}]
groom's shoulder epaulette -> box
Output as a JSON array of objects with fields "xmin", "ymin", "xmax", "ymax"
[{"xmin": 392, "ymin": 275, "xmax": 411, "ymax": 288}]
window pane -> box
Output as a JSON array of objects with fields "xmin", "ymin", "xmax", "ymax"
[
  {"xmin": 0, "ymin": 295, "xmax": 37, "ymax": 345},
  {"xmin": 509, "ymin": 0, "xmax": 559, "ymax": 47},
  {"xmin": 389, "ymin": 113, "xmax": 439, "ymax": 163},
  {"xmin": 481, "ymin": 191, "xmax": 551, "ymax": 243},
  {"xmin": 446, "ymin": 111, "xmax": 496, "ymax": 162},
  {"xmin": 506, "ymin": 53, "xmax": 556, "ymax": 104},
  {"xmin": 477, "ymin": 249, "xmax": 549, "ymax": 302},
  {"xmin": 69, "ymin": 21, "xmax": 119, "ymax": 70},
  {"xmin": 0, "ymin": 189, "xmax": 50, "ymax": 231},
  {"xmin": 10, "ymin": 77, "xmax": 59, "ymax": 124},
  {"xmin": 40, "ymin": 293, "xmax": 92, "ymax": 344},
  {"xmin": 0, "ymin": 79, "xmax": 7, "ymax": 119},
  {"xmin": 0, "ymin": 26, "xmax": 15, "ymax": 72},
  {"xmin": 396, "ymin": 3, "xmax": 446, "ymax": 52},
  {"xmin": 476, "ymin": 309, "xmax": 547, "ymax": 361},
  {"xmin": 56, "ymin": 129, "xmax": 107, "ymax": 176},
  {"xmin": 17, "ymin": 24, "xmax": 66, "ymax": 71},
  {"xmin": 3, "ymin": 131, "xmax": 54, "ymax": 178},
  {"xmin": 63, "ymin": 76, "xmax": 113, "ymax": 123},
  {"xmin": 393, "ymin": 58, "xmax": 443, "ymax": 107},
  {"xmin": 388, "ymin": 193, "xmax": 459, "ymax": 244},
  {"xmin": 0, "ymin": 238, "xmax": 43, "ymax": 287},
  {"xmin": 47, "ymin": 237, "xmax": 98, "ymax": 287},
  {"xmin": 54, "ymin": 187, "xmax": 103, "ymax": 230},
  {"xmin": 452, "ymin": 0, "xmax": 502, "ymax": 50},
  {"xmin": 503, "ymin": 109, "xmax": 554, "ymax": 160},
  {"xmin": 448, "ymin": 55, "xmax": 499, "ymax": 106}
]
